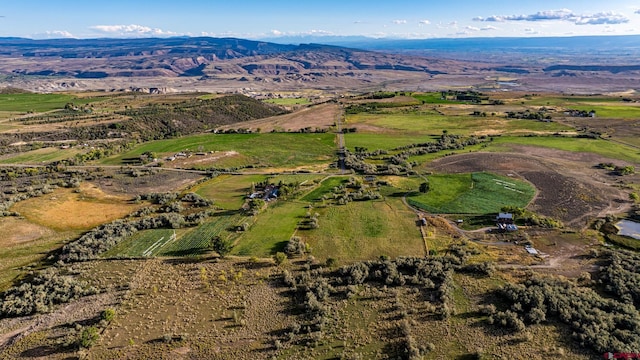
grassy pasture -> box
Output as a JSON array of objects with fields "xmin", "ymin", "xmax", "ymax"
[
  {"xmin": 161, "ymin": 213, "xmax": 246, "ymax": 256},
  {"xmin": 412, "ymin": 92, "xmax": 458, "ymax": 104},
  {"xmin": 0, "ymin": 217, "xmax": 76, "ymax": 290},
  {"xmin": 0, "ymin": 93, "xmax": 104, "ymax": 112},
  {"xmin": 567, "ymin": 104, "xmax": 640, "ymax": 119},
  {"xmin": 102, "ymin": 133, "xmax": 337, "ymax": 168},
  {"xmin": 104, "ymin": 229, "xmax": 180, "ymax": 257},
  {"xmin": 521, "ymin": 95, "xmax": 626, "ymax": 106},
  {"xmin": 0, "ymin": 146, "xmax": 82, "ymax": 164},
  {"xmin": 232, "ymin": 201, "xmax": 307, "ymax": 257},
  {"xmin": 300, "ymin": 176, "xmax": 348, "ymax": 202},
  {"xmin": 299, "ymin": 197, "xmax": 424, "ymax": 262},
  {"xmin": 408, "ymin": 172, "xmax": 535, "ymax": 214},
  {"xmin": 194, "ymin": 174, "xmax": 267, "ymax": 210},
  {"xmin": 347, "ymin": 111, "xmax": 572, "ymax": 136},
  {"xmin": 263, "ymin": 98, "xmax": 311, "ymax": 105}
]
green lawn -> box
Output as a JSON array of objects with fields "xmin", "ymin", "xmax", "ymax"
[
  {"xmin": 408, "ymin": 172, "xmax": 535, "ymax": 214},
  {"xmin": 100, "ymin": 133, "xmax": 337, "ymax": 168}
]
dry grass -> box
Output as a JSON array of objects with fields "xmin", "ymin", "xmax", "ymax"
[
  {"xmin": 0, "ymin": 217, "xmax": 53, "ymax": 247},
  {"xmin": 86, "ymin": 258, "xmax": 291, "ymax": 359},
  {"xmin": 217, "ymin": 102, "xmax": 340, "ymax": 133},
  {"xmin": 12, "ymin": 183, "xmax": 142, "ymax": 231}
]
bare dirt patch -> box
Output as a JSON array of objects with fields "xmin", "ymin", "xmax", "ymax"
[
  {"xmin": 427, "ymin": 149, "xmax": 630, "ymax": 227},
  {"xmin": 91, "ymin": 170, "xmax": 204, "ymax": 197},
  {"xmin": 0, "ymin": 217, "xmax": 53, "ymax": 246},
  {"xmin": 164, "ymin": 150, "xmax": 243, "ymax": 169},
  {"xmin": 218, "ymin": 102, "xmax": 340, "ymax": 132}
]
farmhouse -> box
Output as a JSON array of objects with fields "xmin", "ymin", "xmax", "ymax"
[{"xmin": 496, "ymin": 212, "xmax": 518, "ymax": 231}]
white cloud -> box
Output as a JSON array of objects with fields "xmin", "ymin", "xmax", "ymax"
[
  {"xmin": 465, "ymin": 26, "xmax": 480, "ymax": 31},
  {"xmin": 48, "ymin": 30, "xmax": 74, "ymax": 38},
  {"xmin": 32, "ymin": 30, "xmax": 75, "ymax": 39},
  {"xmin": 575, "ymin": 12, "xmax": 629, "ymax": 25},
  {"xmin": 418, "ymin": 19, "xmax": 430, "ymax": 25},
  {"xmin": 90, "ymin": 24, "xmax": 178, "ymax": 37},
  {"xmin": 636, "ymin": 10, "xmax": 640, "ymax": 14},
  {"xmin": 474, "ymin": 9, "xmax": 630, "ymax": 25},
  {"xmin": 392, "ymin": 19, "xmax": 408, "ymax": 25},
  {"xmin": 481, "ymin": 25, "xmax": 498, "ymax": 31}
]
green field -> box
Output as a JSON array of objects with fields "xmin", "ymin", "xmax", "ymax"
[
  {"xmin": 160, "ymin": 213, "xmax": 246, "ymax": 256},
  {"xmin": 101, "ymin": 133, "xmax": 337, "ymax": 168},
  {"xmin": 568, "ymin": 105, "xmax": 640, "ymax": 119},
  {"xmin": 0, "ymin": 147, "xmax": 82, "ymax": 164},
  {"xmin": 412, "ymin": 92, "xmax": 458, "ymax": 104},
  {"xmin": 522, "ymin": 95, "xmax": 626, "ymax": 106},
  {"xmin": 194, "ymin": 174, "xmax": 267, "ymax": 210},
  {"xmin": 232, "ymin": 201, "xmax": 307, "ymax": 257},
  {"xmin": 299, "ymin": 197, "xmax": 424, "ymax": 262},
  {"xmin": 263, "ymin": 98, "xmax": 312, "ymax": 105},
  {"xmin": 408, "ymin": 172, "xmax": 535, "ymax": 214},
  {"xmin": 347, "ymin": 112, "xmax": 572, "ymax": 136},
  {"xmin": 0, "ymin": 93, "xmax": 104, "ymax": 112},
  {"xmin": 300, "ymin": 176, "xmax": 348, "ymax": 202},
  {"xmin": 104, "ymin": 229, "xmax": 180, "ymax": 258}
]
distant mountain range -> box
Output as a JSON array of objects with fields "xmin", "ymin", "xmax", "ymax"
[
  {"xmin": 260, "ymin": 34, "xmax": 640, "ymax": 52},
  {"xmin": 1, "ymin": 35, "xmax": 639, "ymax": 93}
]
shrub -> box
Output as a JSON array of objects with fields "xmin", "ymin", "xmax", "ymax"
[
  {"xmin": 101, "ymin": 308, "xmax": 115, "ymax": 322},
  {"xmin": 209, "ymin": 236, "xmax": 233, "ymax": 257},
  {"xmin": 78, "ymin": 326, "xmax": 99, "ymax": 348},
  {"xmin": 274, "ymin": 252, "xmax": 288, "ymax": 266},
  {"xmin": 0, "ymin": 268, "xmax": 97, "ymax": 317}
]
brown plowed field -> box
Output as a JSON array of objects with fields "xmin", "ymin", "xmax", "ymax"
[{"xmin": 427, "ymin": 147, "xmax": 634, "ymax": 228}]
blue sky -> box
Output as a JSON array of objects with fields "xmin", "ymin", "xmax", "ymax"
[{"xmin": 1, "ymin": 0, "xmax": 639, "ymax": 39}]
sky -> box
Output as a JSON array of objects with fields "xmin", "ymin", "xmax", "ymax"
[{"xmin": 1, "ymin": 0, "xmax": 639, "ymax": 40}]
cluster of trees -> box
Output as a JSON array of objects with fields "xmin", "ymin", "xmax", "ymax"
[
  {"xmin": 328, "ymin": 181, "xmax": 382, "ymax": 205},
  {"xmin": 284, "ymin": 237, "xmax": 310, "ymax": 257},
  {"xmin": 0, "ymin": 268, "xmax": 98, "ymax": 317},
  {"xmin": 490, "ymin": 274, "xmax": 640, "ymax": 353},
  {"xmin": 600, "ymin": 250, "xmax": 640, "ymax": 309},
  {"xmin": 342, "ymin": 134, "xmax": 486, "ymax": 175},
  {"xmin": 441, "ymin": 90, "xmax": 488, "ymax": 103},
  {"xmin": 506, "ymin": 110, "xmax": 552, "ymax": 120}
]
